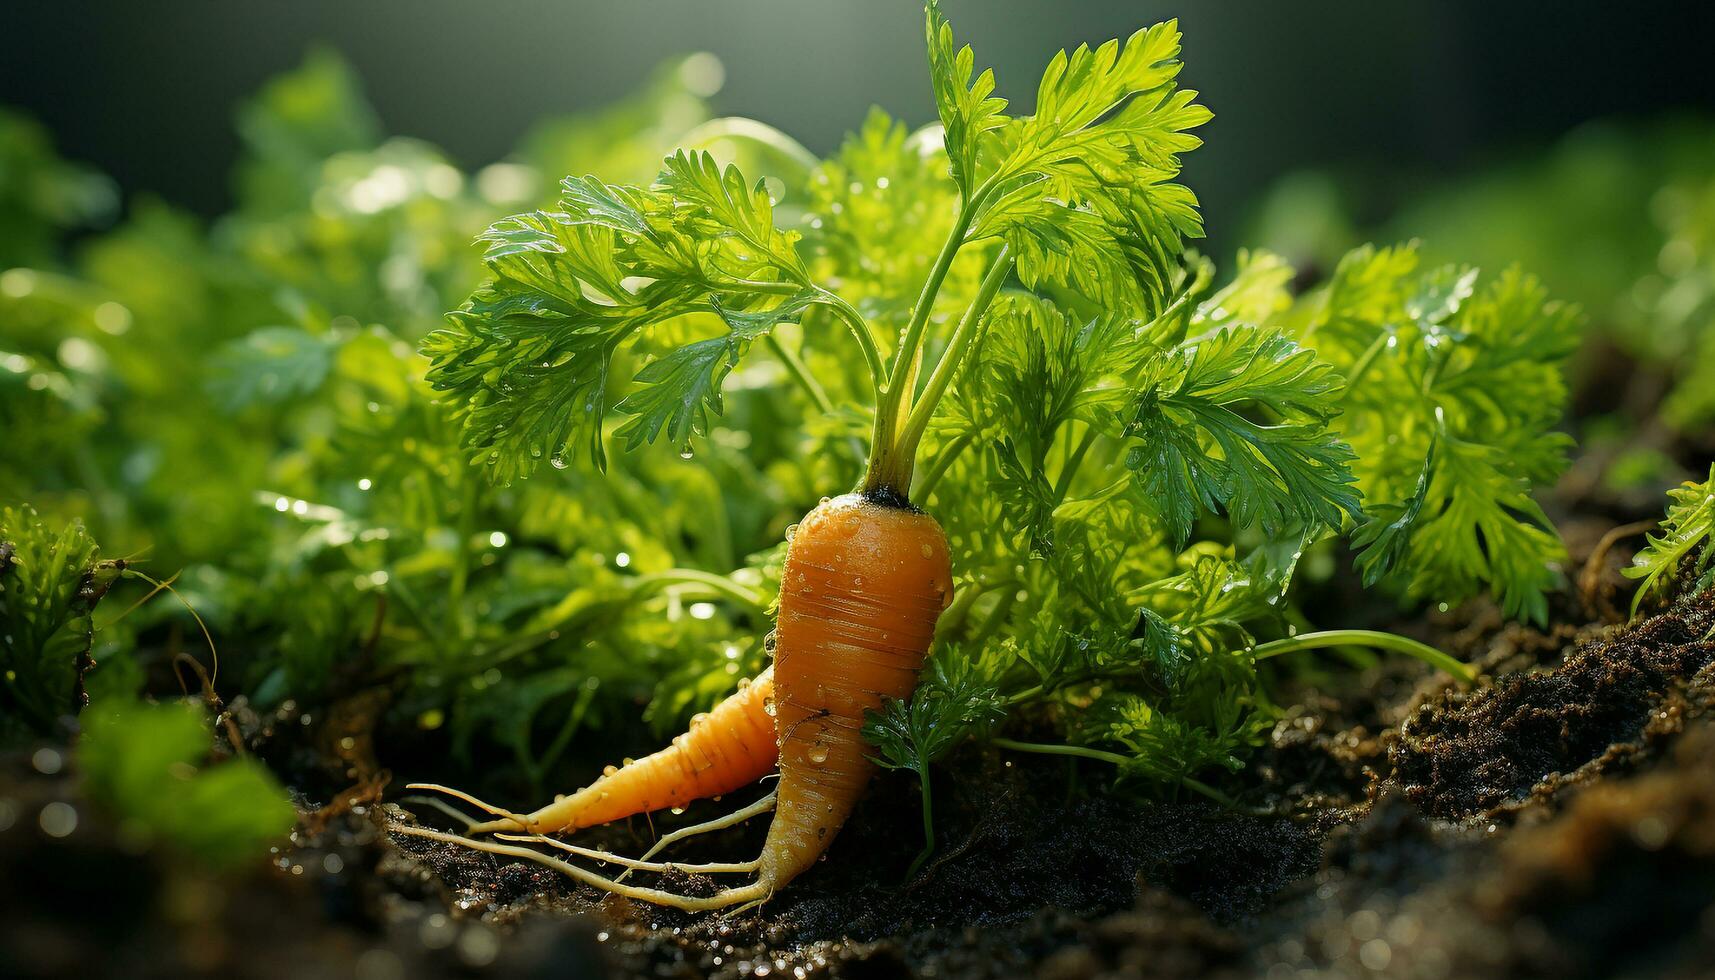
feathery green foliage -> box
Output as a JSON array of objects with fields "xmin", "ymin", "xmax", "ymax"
[
  {"xmin": 0, "ymin": 506, "xmax": 120, "ymax": 744},
  {"xmin": 1626, "ymin": 466, "xmax": 1715, "ymax": 615},
  {"xmin": 1280, "ymin": 244, "xmax": 1581, "ymax": 623}
]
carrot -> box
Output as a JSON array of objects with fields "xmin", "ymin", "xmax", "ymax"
[
  {"xmin": 753, "ymin": 491, "xmax": 952, "ymax": 890},
  {"xmin": 397, "ymin": 490, "xmax": 952, "ymax": 910},
  {"xmin": 424, "ymin": 666, "xmax": 779, "ymax": 836}
]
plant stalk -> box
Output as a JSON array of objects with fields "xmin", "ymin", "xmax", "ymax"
[{"xmin": 1253, "ymin": 629, "xmax": 1475, "ymax": 684}]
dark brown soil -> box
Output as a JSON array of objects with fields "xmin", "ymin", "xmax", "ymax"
[
  {"xmin": 1393, "ymin": 591, "xmax": 1715, "ymax": 819},
  {"xmin": 5, "ymin": 577, "xmax": 1714, "ymax": 979}
]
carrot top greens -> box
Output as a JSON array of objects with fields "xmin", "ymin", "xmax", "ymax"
[
  {"xmin": 416, "ymin": 0, "xmax": 1575, "ymax": 847},
  {"xmin": 2, "ymin": 1, "xmax": 1608, "ymax": 874},
  {"xmin": 1626, "ymin": 465, "xmax": 1715, "ymax": 615}
]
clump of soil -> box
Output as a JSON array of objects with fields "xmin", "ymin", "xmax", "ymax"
[
  {"xmin": 1392, "ymin": 588, "xmax": 1715, "ymax": 819},
  {"xmin": 1477, "ymin": 720, "xmax": 1715, "ymax": 976}
]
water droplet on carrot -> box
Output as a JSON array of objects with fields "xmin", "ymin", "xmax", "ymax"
[
  {"xmin": 763, "ymin": 697, "xmax": 777, "ymax": 717},
  {"xmin": 737, "ymin": 677, "xmax": 752, "ymax": 691},
  {"xmin": 807, "ymin": 744, "xmax": 829, "ymax": 764},
  {"xmin": 691, "ymin": 712, "xmax": 710, "ymax": 726},
  {"xmin": 921, "ymin": 543, "xmax": 934, "ymax": 559},
  {"xmin": 603, "ymin": 764, "xmax": 618, "ymax": 777}
]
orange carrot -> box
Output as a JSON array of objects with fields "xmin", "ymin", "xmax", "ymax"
[
  {"xmin": 753, "ymin": 491, "xmax": 952, "ymax": 890},
  {"xmin": 398, "ymin": 490, "xmax": 952, "ymax": 911},
  {"xmin": 460, "ymin": 666, "xmax": 779, "ymax": 836}
]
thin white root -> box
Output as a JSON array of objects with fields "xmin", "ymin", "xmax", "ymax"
[
  {"xmin": 728, "ymin": 893, "xmax": 773, "ymax": 917},
  {"xmin": 390, "ymin": 824, "xmax": 768, "ymax": 913},
  {"xmin": 399, "ymin": 795, "xmax": 482, "ymax": 830},
  {"xmin": 404, "ymin": 782, "xmax": 535, "ymax": 831},
  {"xmin": 617, "ymin": 789, "xmax": 778, "ymax": 883},
  {"xmin": 494, "ymin": 833, "xmax": 759, "ymax": 875}
]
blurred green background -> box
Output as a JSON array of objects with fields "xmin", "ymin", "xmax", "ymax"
[{"xmin": 7, "ymin": 0, "xmax": 1714, "ymax": 255}]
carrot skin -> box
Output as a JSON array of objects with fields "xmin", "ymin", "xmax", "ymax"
[
  {"xmin": 757, "ymin": 493, "xmax": 953, "ymax": 890},
  {"xmin": 469, "ymin": 666, "xmax": 778, "ymax": 835}
]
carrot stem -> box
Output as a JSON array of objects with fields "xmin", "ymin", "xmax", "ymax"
[
  {"xmin": 814, "ymin": 291, "xmax": 885, "ymax": 388},
  {"xmin": 904, "ymin": 764, "xmax": 936, "ymax": 880},
  {"xmin": 766, "ymin": 332, "xmax": 866, "ymax": 463},
  {"xmin": 1253, "ymin": 629, "xmax": 1475, "ymax": 685},
  {"xmin": 914, "ymin": 429, "xmax": 977, "ymax": 502},
  {"xmin": 628, "ymin": 569, "xmax": 769, "ymax": 616},
  {"xmin": 884, "ymin": 247, "xmax": 1014, "ymax": 490},
  {"xmin": 865, "ymin": 178, "xmax": 999, "ymax": 495},
  {"xmin": 990, "ymin": 738, "xmax": 1261, "ymax": 812},
  {"xmin": 1051, "ymin": 426, "xmax": 1099, "ymax": 503}
]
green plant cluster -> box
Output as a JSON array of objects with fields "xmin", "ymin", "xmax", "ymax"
[
  {"xmin": 1, "ymin": 3, "xmax": 1602, "ymax": 875},
  {"xmin": 1247, "ymin": 119, "xmax": 1715, "ymax": 454}
]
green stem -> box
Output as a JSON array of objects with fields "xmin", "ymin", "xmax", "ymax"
[
  {"xmin": 628, "ymin": 569, "xmax": 770, "ymax": 617},
  {"xmin": 991, "ymin": 737, "xmax": 1129, "ymax": 767},
  {"xmin": 990, "ymin": 739, "xmax": 1257, "ymax": 812},
  {"xmin": 718, "ymin": 277, "xmax": 881, "ymax": 389},
  {"xmin": 765, "ymin": 334, "xmax": 834, "ymax": 415},
  {"xmin": 905, "ymin": 764, "xmax": 935, "ymax": 880},
  {"xmin": 1178, "ymin": 776, "xmax": 1252, "ymax": 811},
  {"xmin": 449, "ymin": 475, "xmax": 477, "ymax": 640},
  {"xmin": 931, "ymin": 576, "xmax": 1002, "ymax": 641},
  {"xmin": 876, "ymin": 247, "xmax": 1013, "ymax": 492},
  {"xmin": 814, "ymin": 291, "xmax": 885, "ymax": 389},
  {"xmin": 866, "ymin": 179, "xmax": 997, "ymax": 494},
  {"xmin": 1051, "ymin": 426, "xmax": 1099, "ymax": 504},
  {"xmin": 1342, "ymin": 332, "xmax": 1391, "ymax": 392},
  {"xmin": 677, "ymin": 116, "xmax": 822, "ymax": 179},
  {"xmin": 1254, "ymin": 629, "xmax": 1475, "ymax": 685},
  {"xmin": 766, "ymin": 333, "xmax": 866, "ymax": 463},
  {"xmin": 966, "ymin": 586, "xmax": 1017, "ymax": 650},
  {"xmin": 914, "ymin": 429, "xmax": 977, "ymax": 502},
  {"xmin": 1004, "ymin": 660, "xmax": 1139, "ymax": 707}
]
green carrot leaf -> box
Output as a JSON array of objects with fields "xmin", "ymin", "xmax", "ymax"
[
  {"xmin": 1122, "ymin": 327, "xmax": 1361, "ymax": 546},
  {"xmin": 924, "ymin": 0, "xmax": 1009, "ymax": 201},
  {"xmin": 427, "ymin": 158, "xmax": 826, "ymax": 482},
  {"xmin": 1625, "ymin": 465, "xmax": 1715, "ymax": 615}
]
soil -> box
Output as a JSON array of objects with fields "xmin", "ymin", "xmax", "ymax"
[{"xmin": 4, "ymin": 542, "xmax": 1714, "ymax": 979}]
